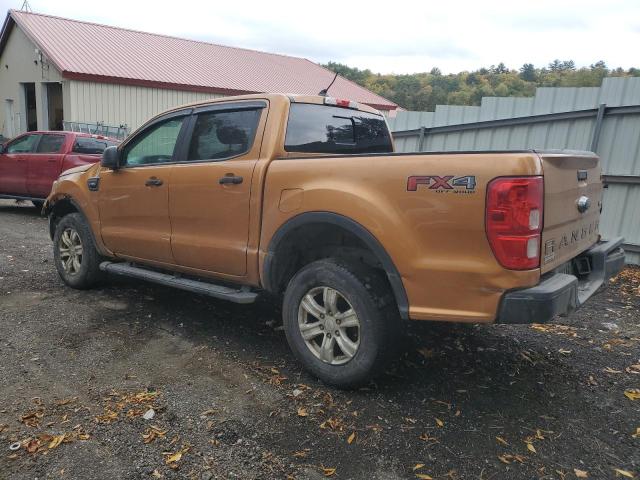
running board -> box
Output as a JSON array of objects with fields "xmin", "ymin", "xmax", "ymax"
[{"xmin": 99, "ymin": 262, "xmax": 258, "ymax": 304}]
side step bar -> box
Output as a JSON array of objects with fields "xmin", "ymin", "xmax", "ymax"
[{"xmin": 99, "ymin": 262, "xmax": 258, "ymax": 304}]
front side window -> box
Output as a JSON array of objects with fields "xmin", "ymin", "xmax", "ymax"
[
  {"xmin": 6, "ymin": 134, "xmax": 40, "ymax": 153},
  {"xmin": 123, "ymin": 117, "xmax": 185, "ymax": 166},
  {"xmin": 187, "ymin": 109, "xmax": 261, "ymax": 161},
  {"xmin": 285, "ymin": 103, "xmax": 393, "ymax": 154},
  {"xmin": 36, "ymin": 134, "xmax": 65, "ymax": 153}
]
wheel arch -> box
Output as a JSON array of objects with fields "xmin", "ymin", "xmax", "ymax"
[
  {"xmin": 262, "ymin": 212, "xmax": 409, "ymax": 320},
  {"xmin": 46, "ymin": 195, "xmax": 108, "ymax": 257}
]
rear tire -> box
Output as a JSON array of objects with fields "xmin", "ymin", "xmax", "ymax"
[
  {"xmin": 53, "ymin": 213, "xmax": 104, "ymax": 289},
  {"xmin": 282, "ymin": 259, "xmax": 398, "ymax": 388},
  {"xmin": 31, "ymin": 200, "xmax": 44, "ymax": 210}
]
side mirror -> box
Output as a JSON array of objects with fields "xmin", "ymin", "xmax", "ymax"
[{"xmin": 101, "ymin": 146, "xmax": 120, "ymax": 170}]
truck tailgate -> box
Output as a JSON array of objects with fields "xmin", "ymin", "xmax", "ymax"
[{"xmin": 539, "ymin": 151, "xmax": 602, "ymax": 273}]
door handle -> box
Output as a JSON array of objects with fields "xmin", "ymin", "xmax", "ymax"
[
  {"xmin": 145, "ymin": 177, "xmax": 163, "ymax": 187},
  {"xmin": 219, "ymin": 175, "xmax": 243, "ymax": 185}
]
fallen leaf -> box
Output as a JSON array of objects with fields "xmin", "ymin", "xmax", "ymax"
[
  {"xmin": 526, "ymin": 442, "xmax": 537, "ymax": 454},
  {"xmin": 151, "ymin": 470, "xmax": 162, "ymax": 478},
  {"xmin": 165, "ymin": 451, "xmax": 183, "ymax": 464},
  {"xmin": 320, "ymin": 417, "xmax": 344, "ymax": 431},
  {"xmin": 558, "ymin": 349, "xmax": 572, "ymax": 355},
  {"xmin": 417, "ymin": 348, "xmax": 435, "ymax": 358},
  {"xmin": 419, "ymin": 433, "xmax": 437, "ymax": 442},
  {"xmin": 613, "ymin": 469, "xmax": 635, "ymax": 478},
  {"xmin": 435, "ymin": 418, "xmax": 444, "ymax": 428},
  {"xmin": 164, "ymin": 445, "xmax": 189, "ymax": 467},
  {"xmin": 297, "ymin": 407, "xmax": 308, "ymax": 417},
  {"xmin": 48, "ymin": 435, "xmax": 66, "ymax": 450},
  {"xmin": 574, "ymin": 469, "xmax": 589, "ymax": 478},
  {"xmin": 624, "ymin": 389, "xmax": 640, "ymax": 401},
  {"xmin": 95, "ymin": 410, "xmax": 118, "ymax": 424},
  {"xmin": 142, "ymin": 426, "xmax": 167, "ymax": 444},
  {"xmin": 496, "ymin": 436, "xmax": 508, "ymax": 446},
  {"xmin": 632, "ymin": 427, "xmax": 640, "ymax": 439},
  {"xmin": 322, "ymin": 467, "xmax": 336, "ymax": 477},
  {"xmin": 25, "ymin": 438, "xmax": 41, "ymax": 453},
  {"xmin": 20, "ymin": 409, "xmax": 45, "ymax": 427},
  {"xmin": 416, "ymin": 475, "xmax": 433, "ymax": 480},
  {"xmin": 604, "ymin": 367, "xmax": 623, "ymax": 374},
  {"xmin": 498, "ymin": 455, "xmax": 512, "ymax": 464},
  {"xmin": 293, "ymin": 449, "xmax": 309, "ymax": 458},
  {"xmin": 347, "ymin": 431, "xmax": 356, "ymax": 444},
  {"xmin": 413, "ymin": 463, "xmax": 425, "ymax": 471},
  {"xmin": 626, "ymin": 364, "xmax": 640, "ymax": 375}
]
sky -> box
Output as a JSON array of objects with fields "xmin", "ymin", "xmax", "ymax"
[{"xmin": 1, "ymin": 0, "xmax": 638, "ymax": 74}]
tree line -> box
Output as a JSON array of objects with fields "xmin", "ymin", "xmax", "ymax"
[{"xmin": 323, "ymin": 61, "xmax": 640, "ymax": 111}]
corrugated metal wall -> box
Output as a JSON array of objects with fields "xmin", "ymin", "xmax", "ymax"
[
  {"xmin": 67, "ymin": 80, "xmax": 225, "ymax": 133},
  {"xmin": 388, "ymin": 77, "xmax": 640, "ymax": 264}
]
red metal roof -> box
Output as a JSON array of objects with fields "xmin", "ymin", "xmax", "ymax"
[{"xmin": 3, "ymin": 10, "xmax": 398, "ymax": 111}]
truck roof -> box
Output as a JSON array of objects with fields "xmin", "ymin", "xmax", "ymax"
[
  {"xmin": 145, "ymin": 93, "xmax": 383, "ymax": 124},
  {"xmin": 10, "ymin": 130, "xmax": 120, "ymax": 142}
]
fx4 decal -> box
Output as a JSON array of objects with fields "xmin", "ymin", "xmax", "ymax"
[{"xmin": 407, "ymin": 175, "xmax": 477, "ymax": 194}]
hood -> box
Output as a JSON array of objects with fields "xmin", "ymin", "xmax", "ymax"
[{"xmin": 59, "ymin": 163, "xmax": 96, "ymax": 177}]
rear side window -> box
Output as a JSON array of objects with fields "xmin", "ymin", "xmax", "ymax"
[
  {"xmin": 284, "ymin": 103, "xmax": 392, "ymax": 154},
  {"xmin": 36, "ymin": 134, "xmax": 65, "ymax": 153},
  {"xmin": 187, "ymin": 109, "xmax": 261, "ymax": 161},
  {"xmin": 73, "ymin": 137, "xmax": 119, "ymax": 154}
]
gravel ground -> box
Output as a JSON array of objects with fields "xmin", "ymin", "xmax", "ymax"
[{"xmin": 0, "ymin": 199, "xmax": 639, "ymax": 480}]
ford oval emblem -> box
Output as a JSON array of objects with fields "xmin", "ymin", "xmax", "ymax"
[{"xmin": 577, "ymin": 195, "xmax": 591, "ymax": 213}]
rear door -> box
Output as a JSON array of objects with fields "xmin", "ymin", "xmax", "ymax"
[
  {"xmin": 539, "ymin": 151, "xmax": 602, "ymax": 273},
  {"xmin": 169, "ymin": 101, "xmax": 267, "ymax": 276},
  {"xmin": 27, "ymin": 133, "xmax": 66, "ymax": 198},
  {"xmin": 0, "ymin": 133, "xmax": 40, "ymax": 196}
]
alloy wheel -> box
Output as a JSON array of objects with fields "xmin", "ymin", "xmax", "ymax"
[
  {"xmin": 59, "ymin": 227, "xmax": 83, "ymax": 275},
  {"xmin": 297, "ymin": 286, "xmax": 361, "ymax": 365}
]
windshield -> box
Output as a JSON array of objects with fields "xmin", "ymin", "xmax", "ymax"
[{"xmin": 285, "ymin": 103, "xmax": 392, "ymax": 154}]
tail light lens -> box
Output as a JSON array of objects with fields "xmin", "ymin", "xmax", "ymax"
[{"xmin": 486, "ymin": 176, "xmax": 543, "ymax": 270}]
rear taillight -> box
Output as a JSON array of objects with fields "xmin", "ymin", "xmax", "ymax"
[{"xmin": 485, "ymin": 176, "xmax": 543, "ymax": 270}]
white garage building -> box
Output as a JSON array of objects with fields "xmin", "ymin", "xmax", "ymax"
[{"xmin": 0, "ymin": 9, "xmax": 398, "ymax": 140}]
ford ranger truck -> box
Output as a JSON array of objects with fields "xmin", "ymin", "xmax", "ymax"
[
  {"xmin": 43, "ymin": 94, "xmax": 625, "ymax": 387},
  {"xmin": 0, "ymin": 131, "xmax": 119, "ymax": 208}
]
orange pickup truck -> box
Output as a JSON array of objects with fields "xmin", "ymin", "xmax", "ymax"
[{"xmin": 44, "ymin": 93, "xmax": 625, "ymax": 387}]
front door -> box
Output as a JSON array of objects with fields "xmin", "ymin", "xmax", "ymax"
[
  {"xmin": 0, "ymin": 133, "xmax": 40, "ymax": 195},
  {"xmin": 169, "ymin": 102, "xmax": 266, "ymax": 276},
  {"xmin": 98, "ymin": 114, "xmax": 188, "ymax": 264},
  {"xmin": 27, "ymin": 133, "xmax": 66, "ymax": 198}
]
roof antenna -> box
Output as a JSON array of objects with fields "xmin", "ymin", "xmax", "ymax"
[
  {"xmin": 20, "ymin": 0, "xmax": 33, "ymax": 11},
  {"xmin": 318, "ymin": 71, "xmax": 338, "ymax": 97}
]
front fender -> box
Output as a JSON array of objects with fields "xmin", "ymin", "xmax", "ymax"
[{"xmin": 45, "ymin": 165, "xmax": 110, "ymax": 256}]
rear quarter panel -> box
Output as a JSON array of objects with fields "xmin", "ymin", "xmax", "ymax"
[{"xmin": 260, "ymin": 152, "xmax": 542, "ymax": 322}]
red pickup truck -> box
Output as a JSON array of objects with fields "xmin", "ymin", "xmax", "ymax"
[{"xmin": 0, "ymin": 131, "xmax": 119, "ymax": 208}]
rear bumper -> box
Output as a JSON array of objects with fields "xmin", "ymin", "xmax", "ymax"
[{"xmin": 496, "ymin": 237, "xmax": 625, "ymax": 324}]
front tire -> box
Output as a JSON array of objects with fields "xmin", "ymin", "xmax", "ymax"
[
  {"xmin": 53, "ymin": 213, "xmax": 103, "ymax": 289},
  {"xmin": 283, "ymin": 259, "xmax": 397, "ymax": 388}
]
